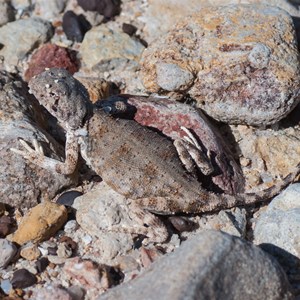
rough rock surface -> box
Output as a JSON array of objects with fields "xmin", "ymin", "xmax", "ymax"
[
  {"xmin": 142, "ymin": 0, "xmax": 300, "ymax": 42},
  {"xmin": 0, "ymin": 0, "xmax": 14, "ymax": 27},
  {"xmin": 10, "ymin": 201, "xmax": 68, "ymax": 245},
  {"xmin": 0, "ymin": 18, "xmax": 53, "ymax": 66},
  {"xmin": 0, "ymin": 239, "xmax": 17, "ymax": 268},
  {"xmin": 24, "ymin": 43, "xmax": 79, "ymax": 81},
  {"xmin": 97, "ymin": 230, "xmax": 293, "ymax": 300},
  {"xmin": 80, "ymin": 24, "xmax": 145, "ymax": 70},
  {"xmin": 141, "ymin": 4, "xmax": 300, "ymax": 125},
  {"xmin": 0, "ymin": 71, "xmax": 75, "ymax": 209}
]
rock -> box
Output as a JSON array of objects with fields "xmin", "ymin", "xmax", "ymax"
[
  {"xmin": 62, "ymin": 11, "xmax": 91, "ymax": 43},
  {"xmin": 0, "ymin": 0, "xmax": 14, "ymax": 27},
  {"xmin": 32, "ymin": 285, "xmax": 73, "ymax": 300},
  {"xmin": 0, "ymin": 215, "xmax": 13, "ymax": 238},
  {"xmin": 33, "ymin": 0, "xmax": 67, "ymax": 20},
  {"xmin": 20, "ymin": 243, "xmax": 41, "ymax": 261},
  {"xmin": 254, "ymin": 183, "xmax": 300, "ymax": 262},
  {"xmin": 77, "ymin": 0, "xmax": 121, "ymax": 18},
  {"xmin": 63, "ymin": 257, "xmax": 114, "ymax": 290},
  {"xmin": 0, "ymin": 239, "xmax": 17, "ymax": 268},
  {"xmin": 141, "ymin": 4, "xmax": 300, "ymax": 126},
  {"xmin": 11, "ymin": 0, "xmax": 30, "ymax": 10},
  {"xmin": 11, "ymin": 269, "xmax": 37, "ymax": 289},
  {"xmin": 0, "ymin": 18, "xmax": 53, "ymax": 66},
  {"xmin": 80, "ymin": 24, "xmax": 145, "ymax": 70},
  {"xmin": 67, "ymin": 285, "xmax": 85, "ymax": 300},
  {"xmin": 57, "ymin": 242, "xmax": 73, "ymax": 258},
  {"xmin": 24, "ymin": 43, "xmax": 79, "ymax": 82},
  {"xmin": 143, "ymin": 0, "xmax": 300, "ymax": 42},
  {"xmin": 10, "ymin": 201, "xmax": 68, "ymax": 245},
  {"xmin": 56, "ymin": 190, "xmax": 83, "ymax": 207},
  {"xmin": 36, "ymin": 257, "xmax": 49, "ymax": 273},
  {"xmin": 122, "ymin": 23, "xmax": 137, "ymax": 36},
  {"xmin": 97, "ymin": 230, "xmax": 293, "ymax": 300},
  {"xmin": 0, "ymin": 71, "xmax": 76, "ymax": 209}
]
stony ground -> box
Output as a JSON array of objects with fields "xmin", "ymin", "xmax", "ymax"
[{"xmin": 0, "ymin": 0, "xmax": 300, "ymax": 299}]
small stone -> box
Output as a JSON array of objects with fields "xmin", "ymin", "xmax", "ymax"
[
  {"xmin": 1, "ymin": 279, "xmax": 12, "ymax": 295},
  {"xmin": 0, "ymin": 18, "xmax": 53, "ymax": 66},
  {"xmin": 0, "ymin": 0, "xmax": 14, "ymax": 27},
  {"xmin": 67, "ymin": 285, "xmax": 85, "ymax": 300},
  {"xmin": 59, "ymin": 236, "xmax": 77, "ymax": 250},
  {"xmin": 0, "ymin": 239, "xmax": 17, "ymax": 268},
  {"xmin": 0, "ymin": 215, "xmax": 13, "ymax": 238},
  {"xmin": 64, "ymin": 220, "xmax": 79, "ymax": 234},
  {"xmin": 77, "ymin": 0, "xmax": 121, "ymax": 18},
  {"xmin": 122, "ymin": 23, "xmax": 137, "ymax": 36},
  {"xmin": 80, "ymin": 24, "xmax": 145, "ymax": 70},
  {"xmin": 24, "ymin": 43, "xmax": 79, "ymax": 82},
  {"xmin": 114, "ymin": 256, "xmax": 140, "ymax": 273},
  {"xmin": 33, "ymin": 0, "xmax": 67, "ymax": 20},
  {"xmin": 57, "ymin": 242, "xmax": 73, "ymax": 258},
  {"xmin": 47, "ymin": 255, "xmax": 67, "ymax": 265},
  {"xmin": 47, "ymin": 246, "xmax": 58, "ymax": 256},
  {"xmin": 62, "ymin": 11, "xmax": 91, "ymax": 43},
  {"xmin": 56, "ymin": 190, "xmax": 83, "ymax": 207},
  {"xmin": 36, "ymin": 257, "xmax": 49, "ymax": 273},
  {"xmin": 11, "ymin": 269, "xmax": 37, "ymax": 289},
  {"xmin": 20, "ymin": 243, "xmax": 41, "ymax": 261},
  {"xmin": 168, "ymin": 216, "xmax": 196, "ymax": 232},
  {"xmin": 63, "ymin": 257, "xmax": 113, "ymax": 290},
  {"xmin": 141, "ymin": 4, "xmax": 300, "ymax": 125},
  {"xmin": 10, "ymin": 201, "xmax": 68, "ymax": 245},
  {"xmin": 32, "ymin": 285, "xmax": 73, "ymax": 300}
]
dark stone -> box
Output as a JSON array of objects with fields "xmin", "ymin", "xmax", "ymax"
[
  {"xmin": 62, "ymin": 11, "xmax": 91, "ymax": 42},
  {"xmin": 122, "ymin": 23, "xmax": 137, "ymax": 36},
  {"xmin": 57, "ymin": 190, "xmax": 83, "ymax": 207},
  {"xmin": 36, "ymin": 257, "xmax": 49, "ymax": 273},
  {"xmin": 77, "ymin": 0, "xmax": 121, "ymax": 18},
  {"xmin": 11, "ymin": 269, "xmax": 37, "ymax": 289},
  {"xmin": 0, "ymin": 216, "xmax": 13, "ymax": 238},
  {"xmin": 59, "ymin": 236, "xmax": 77, "ymax": 250},
  {"xmin": 169, "ymin": 216, "xmax": 197, "ymax": 232},
  {"xmin": 47, "ymin": 246, "xmax": 58, "ymax": 256}
]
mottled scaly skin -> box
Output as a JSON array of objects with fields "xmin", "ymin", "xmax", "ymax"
[{"xmin": 27, "ymin": 68, "xmax": 300, "ymax": 216}]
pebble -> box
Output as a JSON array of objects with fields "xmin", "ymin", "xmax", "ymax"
[
  {"xmin": 20, "ymin": 243, "xmax": 41, "ymax": 261},
  {"xmin": 10, "ymin": 201, "xmax": 68, "ymax": 245},
  {"xmin": 0, "ymin": 239, "xmax": 18, "ymax": 268},
  {"xmin": 64, "ymin": 220, "xmax": 79, "ymax": 234},
  {"xmin": 77, "ymin": 0, "xmax": 121, "ymax": 18},
  {"xmin": 1, "ymin": 279, "xmax": 12, "ymax": 294},
  {"xmin": 56, "ymin": 190, "xmax": 83, "ymax": 207},
  {"xmin": 11, "ymin": 269, "xmax": 37, "ymax": 289},
  {"xmin": 141, "ymin": 4, "xmax": 300, "ymax": 125},
  {"xmin": 24, "ymin": 43, "xmax": 79, "ymax": 82},
  {"xmin": 122, "ymin": 23, "xmax": 137, "ymax": 36},
  {"xmin": 97, "ymin": 230, "xmax": 293, "ymax": 299},
  {"xmin": 62, "ymin": 10, "xmax": 91, "ymax": 42},
  {"xmin": 32, "ymin": 285, "xmax": 73, "ymax": 300},
  {"xmin": 0, "ymin": 0, "xmax": 14, "ymax": 27},
  {"xmin": 57, "ymin": 242, "xmax": 73, "ymax": 258},
  {"xmin": 0, "ymin": 215, "xmax": 13, "ymax": 238},
  {"xmin": 36, "ymin": 257, "xmax": 49, "ymax": 273},
  {"xmin": 80, "ymin": 24, "xmax": 145, "ymax": 70},
  {"xmin": 33, "ymin": 0, "xmax": 67, "ymax": 20},
  {"xmin": 0, "ymin": 18, "xmax": 54, "ymax": 66}
]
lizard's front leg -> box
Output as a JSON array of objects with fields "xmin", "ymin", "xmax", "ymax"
[{"xmin": 10, "ymin": 131, "xmax": 79, "ymax": 175}]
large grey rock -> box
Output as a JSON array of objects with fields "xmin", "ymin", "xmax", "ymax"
[
  {"xmin": 141, "ymin": 4, "xmax": 300, "ymax": 126},
  {"xmin": 0, "ymin": 18, "xmax": 53, "ymax": 66},
  {"xmin": 254, "ymin": 183, "xmax": 300, "ymax": 262},
  {"xmin": 97, "ymin": 230, "xmax": 293, "ymax": 300},
  {"xmin": 0, "ymin": 71, "xmax": 76, "ymax": 209}
]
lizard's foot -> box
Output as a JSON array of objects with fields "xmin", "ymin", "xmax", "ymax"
[
  {"xmin": 174, "ymin": 126, "xmax": 214, "ymax": 176},
  {"xmin": 10, "ymin": 138, "xmax": 45, "ymax": 160}
]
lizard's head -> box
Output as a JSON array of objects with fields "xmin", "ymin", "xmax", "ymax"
[{"xmin": 28, "ymin": 68, "xmax": 91, "ymax": 131}]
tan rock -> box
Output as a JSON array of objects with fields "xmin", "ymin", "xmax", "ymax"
[
  {"xmin": 20, "ymin": 243, "xmax": 41, "ymax": 260},
  {"xmin": 11, "ymin": 201, "xmax": 67, "ymax": 245}
]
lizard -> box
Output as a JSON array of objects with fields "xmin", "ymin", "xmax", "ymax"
[{"xmin": 11, "ymin": 68, "xmax": 300, "ymax": 242}]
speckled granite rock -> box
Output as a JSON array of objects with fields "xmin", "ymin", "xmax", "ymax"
[
  {"xmin": 143, "ymin": 0, "xmax": 300, "ymax": 42},
  {"xmin": 0, "ymin": 18, "xmax": 53, "ymax": 67},
  {"xmin": 0, "ymin": 71, "xmax": 76, "ymax": 209},
  {"xmin": 0, "ymin": 0, "xmax": 14, "ymax": 27},
  {"xmin": 10, "ymin": 201, "xmax": 68, "ymax": 245},
  {"xmin": 141, "ymin": 4, "xmax": 300, "ymax": 126},
  {"xmin": 97, "ymin": 230, "xmax": 293, "ymax": 300},
  {"xmin": 80, "ymin": 24, "xmax": 145, "ymax": 70}
]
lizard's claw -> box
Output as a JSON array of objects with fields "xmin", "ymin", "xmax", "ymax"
[{"xmin": 10, "ymin": 138, "xmax": 44, "ymax": 159}]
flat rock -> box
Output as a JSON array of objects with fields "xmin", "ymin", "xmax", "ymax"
[
  {"xmin": 142, "ymin": 0, "xmax": 300, "ymax": 42},
  {"xmin": 10, "ymin": 201, "xmax": 68, "ymax": 245},
  {"xmin": 141, "ymin": 4, "xmax": 300, "ymax": 125},
  {"xmin": 0, "ymin": 71, "xmax": 76, "ymax": 209},
  {"xmin": 80, "ymin": 24, "xmax": 145, "ymax": 70},
  {"xmin": 97, "ymin": 230, "xmax": 293, "ymax": 300},
  {"xmin": 0, "ymin": 239, "xmax": 17, "ymax": 268},
  {"xmin": 0, "ymin": 18, "xmax": 53, "ymax": 66}
]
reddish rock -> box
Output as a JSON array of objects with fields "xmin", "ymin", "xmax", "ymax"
[{"xmin": 24, "ymin": 44, "xmax": 79, "ymax": 82}]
